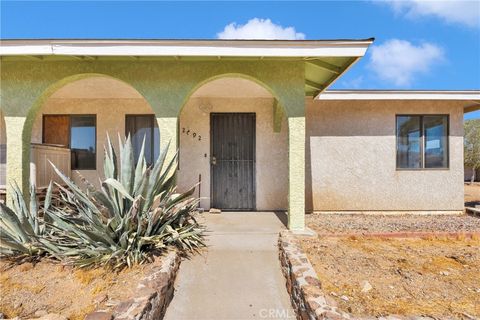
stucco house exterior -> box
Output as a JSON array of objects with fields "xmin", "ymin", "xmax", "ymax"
[{"xmin": 0, "ymin": 39, "xmax": 479, "ymax": 231}]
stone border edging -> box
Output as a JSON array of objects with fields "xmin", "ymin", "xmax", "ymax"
[
  {"xmin": 278, "ymin": 231, "xmax": 439, "ymax": 320},
  {"xmin": 85, "ymin": 250, "xmax": 180, "ymax": 320},
  {"xmin": 278, "ymin": 231, "xmax": 350, "ymax": 320}
]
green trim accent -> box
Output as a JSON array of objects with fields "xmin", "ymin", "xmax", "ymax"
[{"xmin": 273, "ymin": 100, "xmax": 284, "ymax": 133}]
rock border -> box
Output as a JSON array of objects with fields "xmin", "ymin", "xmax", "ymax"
[
  {"xmin": 278, "ymin": 231, "xmax": 438, "ymax": 320},
  {"xmin": 279, "ymin": 231, "xmax": 349, "ymax": 320},
  {"xmin": 85, "ymin": 250, "xmax": 180, "ymax": 320}
]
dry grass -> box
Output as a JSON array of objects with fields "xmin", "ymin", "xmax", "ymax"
[
  {"xmin": 0, "ymin": 257, "xmax": 164, "ymax": 319},
  {"xmin": 300, "ymin": 236, "xmax": 480, "ymax": 318}
]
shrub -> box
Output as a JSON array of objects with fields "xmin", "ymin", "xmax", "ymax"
[{"xmin": 0, "ymin": 135, "xmax": 204, "ymax": 269}]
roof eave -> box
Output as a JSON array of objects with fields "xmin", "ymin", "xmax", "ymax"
[
  {"xmin": 316, "ymin": 90, "xmax": 480, "ymax": 101},
  {"xmin": 0, "ymin": 39, "xmax": 374, "ymax": 58}
]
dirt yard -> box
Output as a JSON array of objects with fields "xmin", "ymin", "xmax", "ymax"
[
  {"xmin": 302, "ymin": 192, "xmax": 480, "ymax": 319},
  {"xmin": 300, "ymin": 236, "xmax": 480, "ymax": 319},
  {"xmin": 0, "ymin": 256, "xmax": 167, "ymax": 319}
]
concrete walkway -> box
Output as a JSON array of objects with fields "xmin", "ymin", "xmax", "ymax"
[{"xmin": 164, "ymin": 212, "xmax": 295, "ymax": 320}]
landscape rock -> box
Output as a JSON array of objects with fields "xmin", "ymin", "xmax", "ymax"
[
  {"xmin": 34, "ymin": 310, "xmax": 48, "ymax": 318},
  {"xmin": 84, "ymin": 312, "xmax": 113, "ymax": 320},
  {"xmin": 93, "ymin": 294, "xmax": 108, "ymax": 305},
  {"xmin": 361, "ymin": 280, "xmax": 373, "ymax": 293},
  {"xmin": 31, "ymin": 313, "xmax": 68, "ymax": 320}
]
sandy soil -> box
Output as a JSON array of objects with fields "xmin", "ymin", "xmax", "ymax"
[
  {"xmin": 300, "ymin": 236, "xmax": 480, "ymax": 319},
  {"xmin": 0, "ymin": 255, "xmax": 167, "ymax": 320},
  {"xmin": 465, "ymin": 183, "xmax": 480, "ymax": 207}
]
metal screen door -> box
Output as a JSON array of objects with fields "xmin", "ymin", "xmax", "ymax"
[{"xmin": 210, "ymin": 113, "xmax": 256, "ymax": 210}]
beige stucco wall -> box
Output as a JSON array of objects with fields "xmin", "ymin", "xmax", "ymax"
[
  {"xmin": 306, "ymin": 99, "xmax": 465, "ymax": 212},
  {"xmin": 177, "ymin": 97, "xmax": 288, "ymax": 210},
  {"xmin": 31, "ymin": 98, "xmax": 156, "ymax": 186}
]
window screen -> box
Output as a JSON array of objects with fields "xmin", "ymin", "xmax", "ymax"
[
  {"xmin": 396, "ymin": 115, "xmax": 448, "ymax": 169},
  {"xmin": 396, "ymin": 116, "xmax": 422, "ymax": 169}
]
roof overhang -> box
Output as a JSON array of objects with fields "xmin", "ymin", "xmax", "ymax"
[
  {"xmin": 317, "ymin": 90, "xmax": 480, "ymax": 113},
  {"xmin": 0, "ymin": 39, "xmax": 373, "ymax": 57},
  {"xmin": 0, "ymin": 38, "xmax": 374, "ymax": 97}
]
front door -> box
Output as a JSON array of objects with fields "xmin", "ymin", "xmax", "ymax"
[{"xmin": 211, "ymin": 113, "xmax": 255, "ymax": 210}]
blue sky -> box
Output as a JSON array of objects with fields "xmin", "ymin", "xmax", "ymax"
[{"xmin": 1, "ymin": 1, "xmax": 479, "ymax": 119}]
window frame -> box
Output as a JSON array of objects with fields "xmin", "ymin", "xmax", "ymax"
[
  {"xmin": 42, "ymin": 114, "xmax": 97, "ymax": 170},
  {"xmin": 125, "ymin": 114, "xmax": 157, "ymax": 166},
  {"xmin": 395, "ymin": 114, "xmax": 450, "ymax": 171}
]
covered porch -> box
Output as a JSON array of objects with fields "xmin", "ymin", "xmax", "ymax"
[{"xmin": 0, "ymin": 39, "xmax": 372, "ymax": 230}]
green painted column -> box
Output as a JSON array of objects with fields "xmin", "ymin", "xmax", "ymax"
[
  {"xmin": 156, "ymin": 117, "xmax": 178, "ymax": 170},
  {"xmin": 287, "ymin": 116, "xmax": 306, "ymax": 231},
  {"xmin": 4, "ymin": 116, "xmax": 29, "ymax": 204}
]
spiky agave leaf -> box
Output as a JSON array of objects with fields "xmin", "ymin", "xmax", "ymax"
[
  {"xmin": 40, "ymin": 134, "xmax": 204, "ymax": 270},
  {"xmin": 0, "ymin": 182, "xmax": 53, "ymax": 259}
]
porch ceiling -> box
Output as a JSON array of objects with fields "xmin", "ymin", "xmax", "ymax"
[
  {"xmin": 304, "ymin": 56, "xmax": 359, "ymax": 97},
  {"xmin": 0, "ymin": 39, "xmax": 374, "ymax": 98}
]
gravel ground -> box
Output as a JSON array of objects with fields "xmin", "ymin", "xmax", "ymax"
[{"xmin": 306, "ymin": 213, "xmax": 480, "ymax": 234}]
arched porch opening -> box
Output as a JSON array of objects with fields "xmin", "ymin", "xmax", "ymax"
[
  {"xmin": 177, "ymin": 76, "xmax": 289, "ymax": 212},
  {"xmin": 28, "ymin": 75, "xmax": 158, "ymax": 189}
]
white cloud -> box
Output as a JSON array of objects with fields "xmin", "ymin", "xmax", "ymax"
[
  {"xmin": 217, "ymin": 18, "xmax": 305, "ymax": 40},
  {"xmin": 384, "ymin": 0, "xmax": 480, "ymax": 27},
  {"xmin": 368, "ymin": 39, "xmax": 445, "ymax": 86}
]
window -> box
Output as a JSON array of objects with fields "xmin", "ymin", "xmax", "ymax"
[
  {"xmin": 70, "ymin": 116, "xmax": 96, "ymax": 170},
  {"xmin": 396, "ymin": 115, "xmax": 448, "ymax": 169},
  {"xmin": 125, "ymin": 115, "xmax": 160, "ymax": 166},
  {"xmin": 43, "ymin": 115, "xmax": 96, "ymax": 170}
]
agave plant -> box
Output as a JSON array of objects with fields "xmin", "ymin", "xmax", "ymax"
[
  {"xmin": 44, "ymin": 135, "xmax": 204, "ymax": 269},
  {"xmin": 0, "ymin": 183, "xmax": 52, "ymax": 259}
]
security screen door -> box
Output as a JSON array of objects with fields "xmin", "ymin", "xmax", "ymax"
[{"xmin": 210, "ymin": 113, "xmax": 255, "ymax": 210}]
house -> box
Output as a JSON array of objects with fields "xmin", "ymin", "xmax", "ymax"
[{"xmin": 0, "ymin": 39, "xmax": 479, "ymax": 230}]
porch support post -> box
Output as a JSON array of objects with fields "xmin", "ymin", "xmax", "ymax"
[
  {"xmin": 287, "ymin": 116, "xmax": 305, "ymax": 231},
  {"xmin": 157, "ymin": 117, "xmax": 178, "ymax": 168},
  {"xmin": 4, "ymin": 116, "xmax": 29, "ymax": 204}
]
